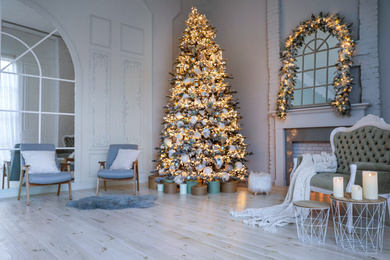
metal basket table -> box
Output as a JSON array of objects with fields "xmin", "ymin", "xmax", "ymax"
[
  {"xmin": 330, "ymin": 193, "xmax": 387, "ymax": 254},
  {"xmin": 293, "ymin": 200, "xmax": 330, "ymax": 244}
]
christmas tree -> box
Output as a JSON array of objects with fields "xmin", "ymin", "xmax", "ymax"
[{"xmin": 154, "ymin": 7, "xmax": 250, "ymax": 182}]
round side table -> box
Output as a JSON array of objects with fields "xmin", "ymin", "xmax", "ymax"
[
  {"xmin": 293, "ymin": 200, "xmax": 330, "ymax": 244},
  {"xmin": 330, "ymin": 193, "xmax": 387, "ymax": 254}
]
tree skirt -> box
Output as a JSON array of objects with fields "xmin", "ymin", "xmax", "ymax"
[{"xmin": 66, "ymin": 195, "xmax": 157, "ymax": 210}]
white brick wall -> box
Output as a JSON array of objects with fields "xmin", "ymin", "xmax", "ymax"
[{"xmin": 292, "ymin": 142, "xmax": 332, "ymax": 160}]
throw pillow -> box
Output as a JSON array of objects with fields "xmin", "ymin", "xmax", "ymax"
[
  {"xmin": 110, "ymin": 149, "xmax": 141, "ymax": 170},
  {"xmin": 21, "ymin": 150, "xmax": 60, "ymax": 174}
]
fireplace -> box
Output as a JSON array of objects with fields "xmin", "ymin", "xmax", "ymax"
[
  {"xmin": 285, "ymin": 127, "xmax": 334, "ymax": 185},
  {"xmin": 269, "ymin": 103, "xmax": 370, "ymax": 186}
]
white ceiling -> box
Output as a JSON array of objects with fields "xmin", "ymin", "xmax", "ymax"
[{"xmin": 2, "ymin": 0, "xmax": 56, "ymax": 34}]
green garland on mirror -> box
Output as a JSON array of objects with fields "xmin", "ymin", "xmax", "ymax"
[{"xmin": 276, "ymin": 13, "xmax": 355, "ymax": 119}]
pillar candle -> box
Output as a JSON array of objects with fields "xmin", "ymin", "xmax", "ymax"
[
  {"xmin": 363, "ymin": 171, "xmax": 378, "ymax": 199},
  {"xmin": 333, "ymin": 177, "xmax": 344, "ymax": 198},
  {"xmin": 351, "ymin": 185, "xmax": 363, "ymax": 200}
]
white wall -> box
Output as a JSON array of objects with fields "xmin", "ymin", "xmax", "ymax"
[
  {"xmin": 0, "ymin": 0, "xmax": 159, "ymax": 198},
  {"xmin": 379, "ymin": 0, "xmax": 390, "ymax": 123}
]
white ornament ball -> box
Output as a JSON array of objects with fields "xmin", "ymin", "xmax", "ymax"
[
  {"xmin": 196, "ymin": 164, "xmax": 204, "ymax": 171},
  {"xmin": 175, "ymin": 112, "xmax": 182, "ymax": 119},
  {"xmin": 194, "ymin": 132, "xmax": 201, "ymax": 139},
  {"xmin": 235, "ymin": 162, "xmax": 243, "ymax": 170},
  {"xmin": 164, "ymin": 138, "xmax": 172, "ymax": 146},
  {"xmin": 168, "ymin": 149, "xmax": 175, "ymax": 158},
  {"xmin": 226, "ymin": 164, "xmax": 233, "ymax": 171},
  {"xmin": 181, "ymin": 154, "xmax": 190, "ymax": 163},
  {"xmin": 222, "ymin": 108, "xmax": 228, "ymax": 115},
  {"xmin": 159, "ymin": 168, "xmax": 164, "ymax": 174},
  {"xmin": 229, "ymin": 145, "xmax": 236, "ymax": 151},
  {"xmin": 218, "ymin": 122, "xmax": 225, "ymax": 129},
  {"xmin": 203, "ymin": 166, "xmax": 212, "ymax": 175},
  {"xmin": 190, "ymin": 116, "xmax": 197, "ymax": 124},
  {"xmin": 176, "ymin": 133, "xmax": 183, "ymax": 140},
  {"xmin": 221, "ymin": 172, "xmax": 229, "ymax": 181},
  {"xmin": 203, "ymin": 128, "xmax": 210, "ymax": 137}
]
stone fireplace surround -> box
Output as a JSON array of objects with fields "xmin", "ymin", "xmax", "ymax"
[{"xmin": 270, "ymin": 103, "xmax": 369, "ymax": 186}]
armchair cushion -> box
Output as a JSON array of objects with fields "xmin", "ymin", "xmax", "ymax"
[
  {"xmin": 110, "ymin": 149, "xmax": 140, "ymax": 170},
  {"xmin": 311, "ymin": 172, "xmax": 350, "ymax": 191},
  {"xmin": 97, "ymin": 169, "xmax": 134, "ymax": 179},
  {"xmin": 28, "ymin": 172, "xmax": 72, "ymax": 184},
  {"xmin": 21, "ymin": 150, "xmax": 59, "ymax": 174}
]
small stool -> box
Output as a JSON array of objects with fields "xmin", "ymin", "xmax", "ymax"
[
  {"xmin": 248, "ymin": 172, "xmax": 272, "ymax": 195},
  {"xmin": 293, "ymin": 200, "xmax": 330, "ymax": 244}
]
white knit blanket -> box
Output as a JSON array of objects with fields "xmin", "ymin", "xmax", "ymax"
[{"xmin": 230, "ymin": 152, "xmax": 337, "ymax": 232}]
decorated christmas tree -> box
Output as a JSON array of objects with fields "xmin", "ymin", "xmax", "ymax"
[{"xmin": 154, "ymin": 7, "xmax": 250, "ymax": 182}]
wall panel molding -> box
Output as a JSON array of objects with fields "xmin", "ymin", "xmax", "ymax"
[
  {"xmin": 90, "ymin": 50, "xmax": 110, "ymax": 148},
  {"xmin": 90, "ymin": 15, "xmax": 111, "ymax": 48},
  {"xmin": 121, "ymin": 57, "xmax": 143, "ymax": 147},
  {"xmin": 120, "ymin": 24, "xmax": 144, "ymax": 55}
]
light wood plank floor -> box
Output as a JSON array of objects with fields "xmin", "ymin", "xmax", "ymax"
[{"xmin": 0, "ymin": 184, "xmax": 389, "ymax": 260}]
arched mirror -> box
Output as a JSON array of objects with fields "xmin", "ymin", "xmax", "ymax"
[
  {"xmin": 0, "ymin": 0, "xmax": 75, "ymax": 190},
  {"xmin": 291, "ymin": 30, "xmax": 338, "ymax": 107}
]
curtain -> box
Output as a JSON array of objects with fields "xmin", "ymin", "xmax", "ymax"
[{"xmin": 0, "ymin": 56, "xmax": 20, "ymax": 163}]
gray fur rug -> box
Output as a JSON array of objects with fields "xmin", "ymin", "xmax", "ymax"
[{"xmin": 66, "ymin": 195, "xmax": 157, "ymax": 210}]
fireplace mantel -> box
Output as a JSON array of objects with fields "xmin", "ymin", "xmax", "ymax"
[{"xmin": 269, "ymin": 103, "xmax": 370, "ymax": 186}]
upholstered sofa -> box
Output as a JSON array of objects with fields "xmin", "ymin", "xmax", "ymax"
[{"xmin": 293, "ymin": 114, "xmax": 390, "ymax": 199}]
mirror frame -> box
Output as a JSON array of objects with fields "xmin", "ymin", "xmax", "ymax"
[{"xmin": 276, "ymin": 13, "xmax": 355, "ymax": 119}]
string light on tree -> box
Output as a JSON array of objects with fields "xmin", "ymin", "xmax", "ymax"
[
  {"xmin": 276, "ymin": 12, "xmax": 355, "ymax": 119},
  {"xmin": 153, "ymin": 7, "xmax": 251, "ymax": 182}
]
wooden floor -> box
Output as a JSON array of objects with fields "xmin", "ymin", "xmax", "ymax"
[{"xmin": 0, "ymin": 184, "xmax": 389, "ymax": 260}]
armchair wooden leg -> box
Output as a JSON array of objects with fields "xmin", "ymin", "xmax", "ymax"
[
  {"xmin": 96, "ymin": 178, "xmax": 100, "ymax": 195},
  {"xmin": 68, "ymin": 181, "xmax": 72, "ymax": 200},
  {"xmin": 57, "ymin": 184, "xmax": 61, "ymax": 196},
  {"xmin": 134, "ymin": 179, "xmax": 137, "ymax": 195},
  {"xmin": 2, "ymin": 166, "xmax": 5, "ymax": 189},
  {"xmin": 26, "ymin": 182, "xmax": 30, "ymax": 206},
  {"xmin": 18, "ymin": 172, "xmax": 24, "ymax": 201},
  {"xmin": 104, "ymin": 180, "xmax": 107, "ymax": 191}
]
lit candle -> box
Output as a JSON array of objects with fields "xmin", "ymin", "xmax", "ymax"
[
  {"xmin": 363, "ymin": 171, "xmax": 378, "ymax": 200},
  {"xmin": 333, "ymin": 177, "xmax": 344, "ymax": 198},
  {"xmin": 351, "ymin": 185, "xmax": 363, "ymax": 200}
]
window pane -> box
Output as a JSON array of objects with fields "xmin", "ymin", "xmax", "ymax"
[
  {"xmin": 328, "ymin": 48, "xmax": 338, "ymax": 65},
  {"xmin": 314, "ymin": 86, "xmax": 326, "ymax": 104},
  {"xmin": 315, "ymin": 68, "xmax": 327, "ymax": 86},
  {"xmin": 328, "ymin": 66, "xmax": 337, "ymax": 83},
  {"xmin": 42, "ymin": 79, "xmax": 75, "ymax": 113},
  {"xmin": 327, "ymin": 86, "xmax": 335, "ymax": 102},
  {"xmin": 41, "ymin": 114, "xmax": 74, "ymax": 146},
  {"xmin": 327, "ymin": 35, "xmax": 338, "ymax": 48},
  {"xmin": 0, "ymin": 73, "xmax": 19, "ymax": 110},
  {"xmin": 295, "ymin": 73, "xmax": 303, "ymax": 89},
  {"xmin": 21, "ymin": 76, "xmax": 40, "ymax": 112},
  {"xmin": 295, "ymin": 56, "xmax": 302, "ymax": 71},
  {"xmin": 20, "ymin": 112, "xmax": 39, "ymax": 143},
  {"xmin": 316, "ymin": 51, "xmax": 327, "ymax": 68},
  {"xmin": 304, "ymin": 53, "xmax": 314, "ymax": 70},
  {"xmin": 302, "ymin": 88, "xmax": 314, "ymax": 105},
  {"xmin": 292, "ymin": 89, "xmax": 301, "ymax": 106},
  {"xmin": 316, "ymin": 39, "xmax": 326, "ymax": 51},
  {"xmin": 0, "ymin": 111, "xmax": 21, "ymax": 150},
  {"xmin": 303, "ymin": 71, "xmax": 314, "ymax": 88}
]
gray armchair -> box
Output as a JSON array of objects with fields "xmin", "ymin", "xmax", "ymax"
[
  {"xmin": 18, "ymin": 143, "xmax": 72, "ymax": 206},
  {"xmin": 96, "ymin": 144, "xmax": 140, "ymax": 195}
]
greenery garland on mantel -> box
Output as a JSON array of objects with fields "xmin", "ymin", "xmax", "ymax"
[{"xmin": 276, "ymin": 13, "xmax": 355, "ymax": 119}]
